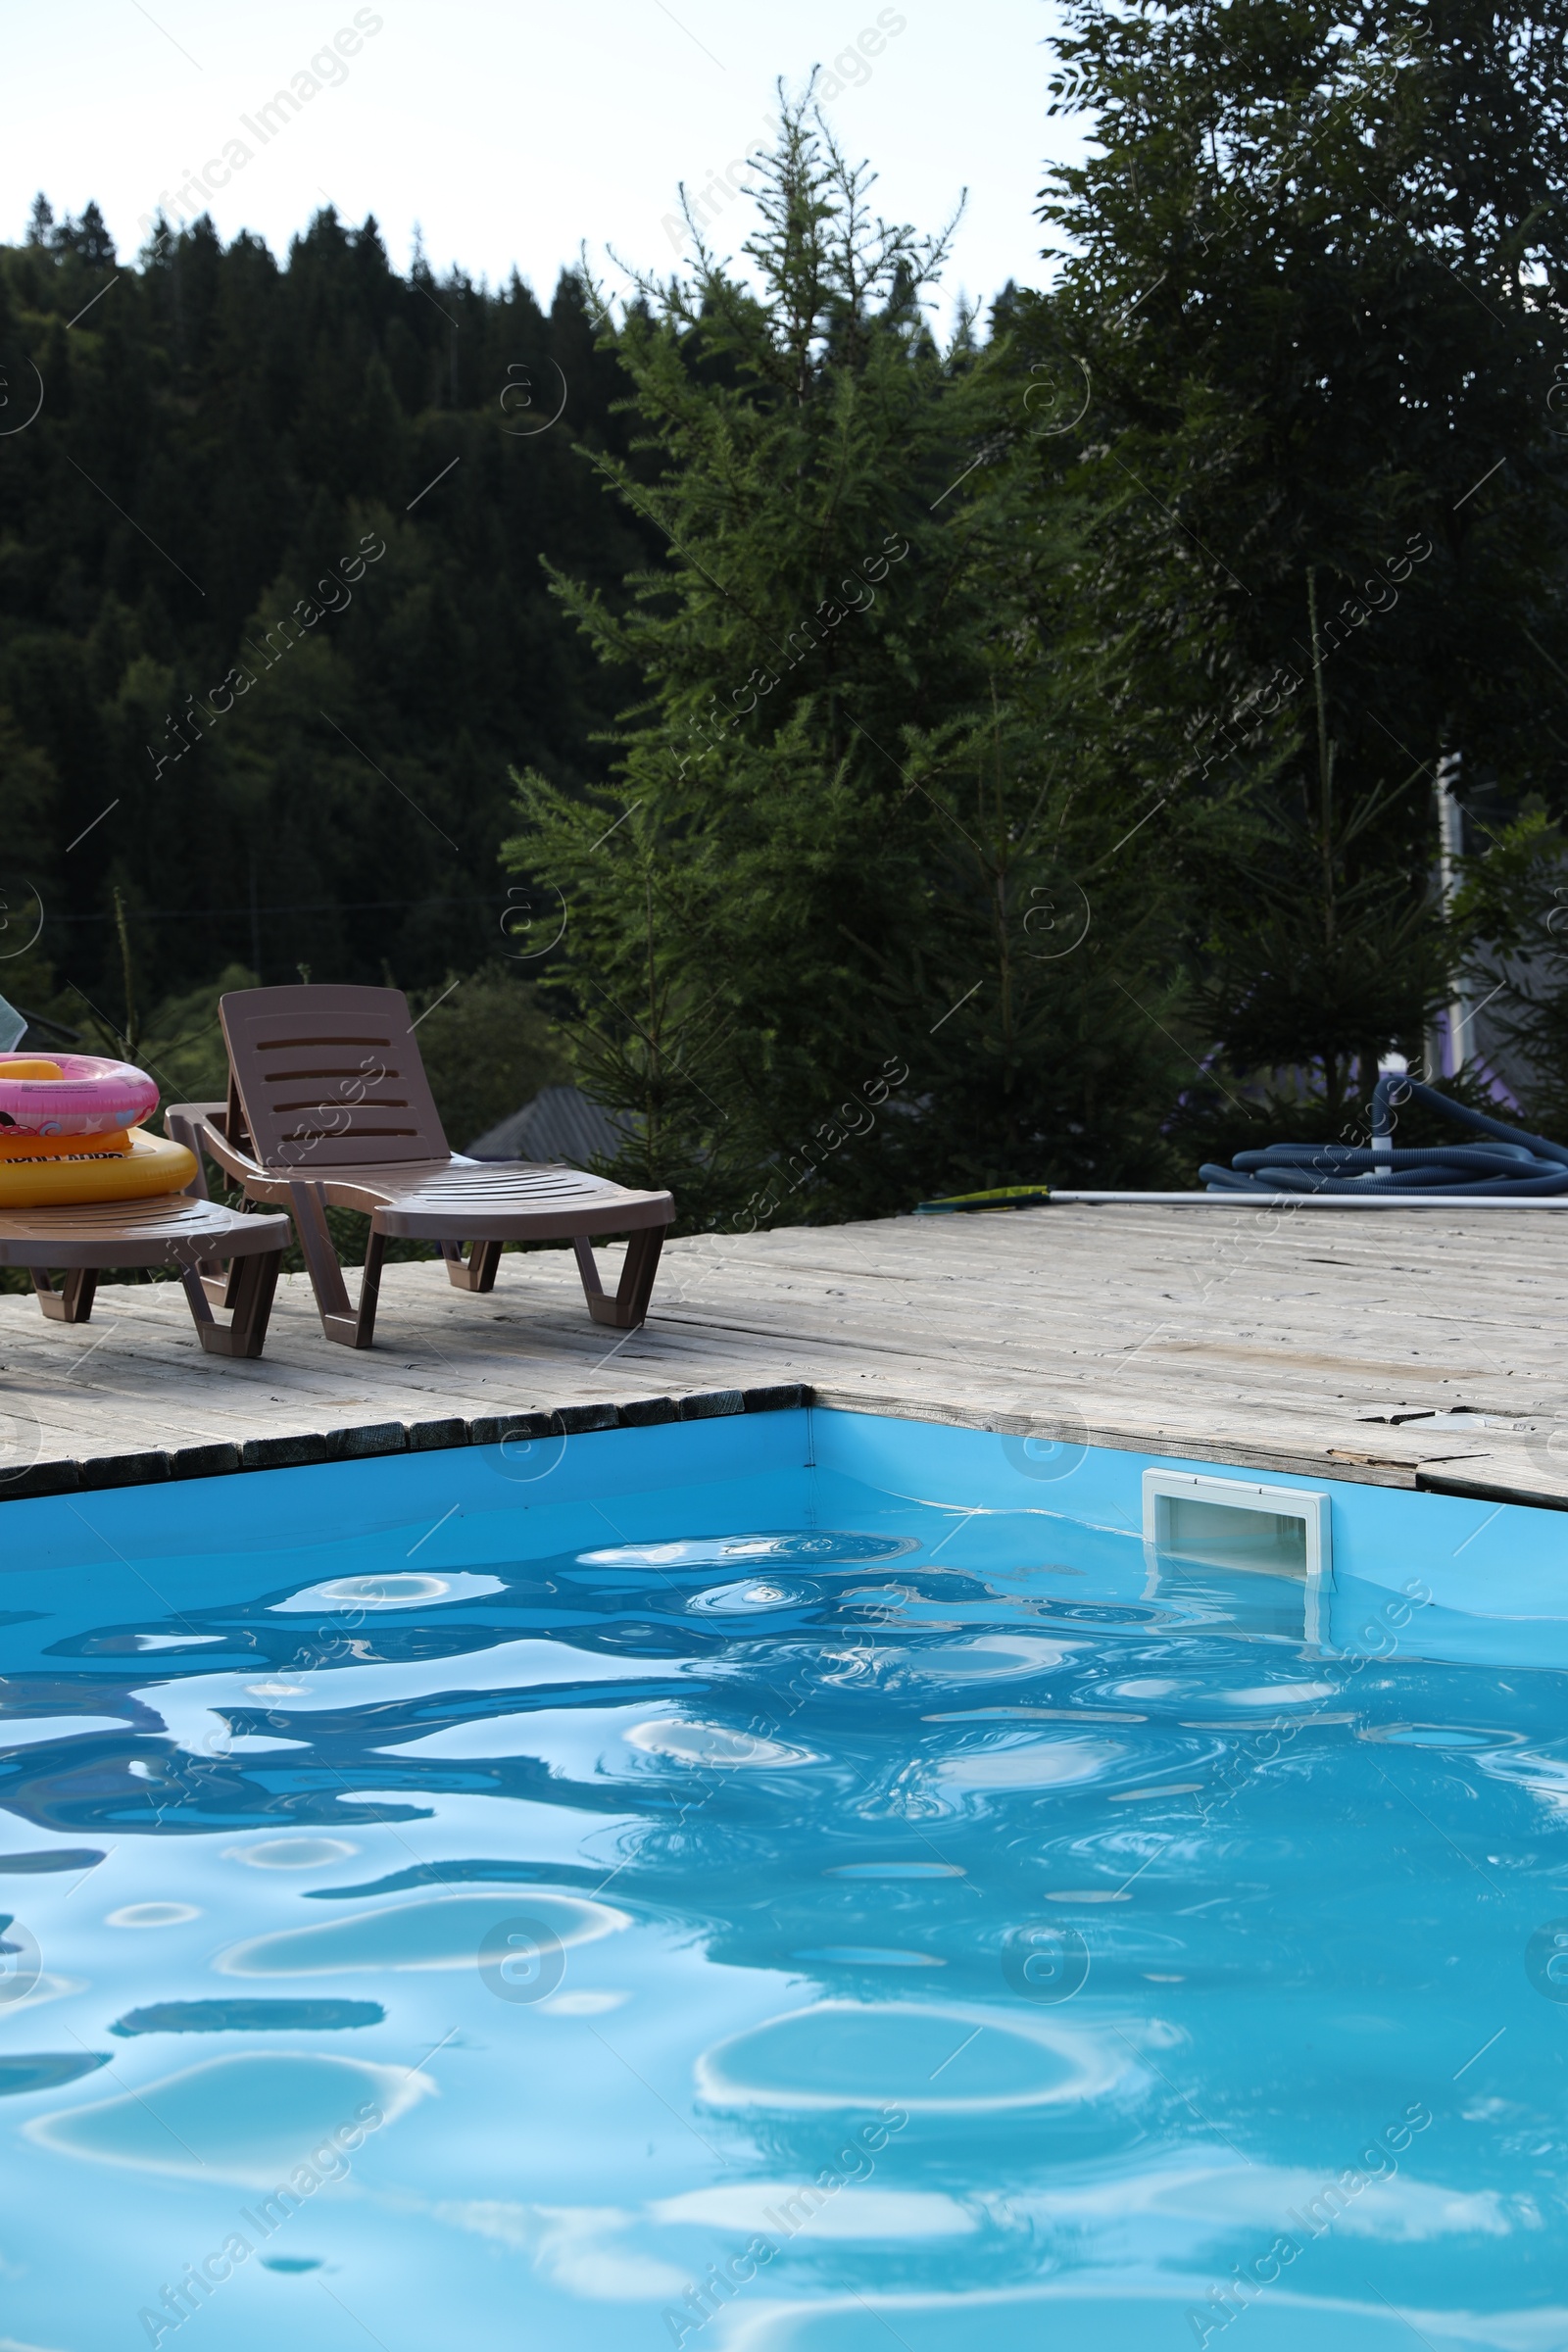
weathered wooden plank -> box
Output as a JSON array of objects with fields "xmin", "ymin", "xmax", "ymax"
[{"xmin": 1, "ymin": 1205, "xmax": 1565, "ymax": 1506}]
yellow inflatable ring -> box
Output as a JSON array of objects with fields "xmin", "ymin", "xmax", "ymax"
[{"xmin": 0, "ymin": 1127, "xmax": 196, "ymax": 1209}]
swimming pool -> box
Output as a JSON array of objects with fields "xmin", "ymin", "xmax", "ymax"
[{"xmin": 1, "ymin": 1406, "xmax": 1565, "ymax": 2350}]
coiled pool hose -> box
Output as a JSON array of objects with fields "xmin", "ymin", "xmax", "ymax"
[{"xmin": 1200, "ymin": 1073, "xmax": 1568, "ymax": 1196}]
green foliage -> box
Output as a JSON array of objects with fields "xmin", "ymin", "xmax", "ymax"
[
  {"xmin": 132, "ymin": 961, "xmax": 258, "ymax": 1105},
  {"xmin": 1452, "ymin": 809, "xmax": 1568, "ymax": 1133},
  {"xmin": 408, "ymin": 965, "xmax": 570, "ymax": 1152},
  {"xmin": 0, "ymin": 203, "xmax": 655, "ymax": 1015},
  {"xmin": 1181, "ymin": 571, "xmax": 1452, "ymax": 1158},
  {"xmin": 1023, "ymin": 0, "xmax": 1568, "ymax": 1117},
  {"xmin": 506, "ymin": 95, "xmax": 1193, "ymax": 1226}
]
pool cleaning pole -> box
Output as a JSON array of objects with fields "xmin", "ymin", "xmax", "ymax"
[
  {"xmin": 1372, "ymin": 1057, "xmax": 1403, "ymax": 1164},
  {"xmin": 1435, "ymin": 753, "xmax": 1469, "ymax": 1073}
]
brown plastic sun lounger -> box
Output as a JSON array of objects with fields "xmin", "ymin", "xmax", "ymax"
[
  {"xmin": 166, "ymin": 983, "xmax": 674, "ymax": 1350},
  {"xmin": 0, "ymin": 1194, "xmax": 289, "ymax": 1357}
]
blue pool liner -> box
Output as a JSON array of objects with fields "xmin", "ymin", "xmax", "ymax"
[{"xmin": 3, "ymin": 1405, "xmax": 1563, "ymax": 1672}]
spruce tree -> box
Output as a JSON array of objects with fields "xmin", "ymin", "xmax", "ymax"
[{"xmin": 506, "ymin": 93, "xmax": 1191, "ymax": 1226}]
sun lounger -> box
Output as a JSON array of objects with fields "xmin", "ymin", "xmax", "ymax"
[
  {"xmin": 166, "ymin": 983, "xmax": 673, "ymax": 1350},
  {"xmin": 0, "ymin": 1194, "xmax": 288, "ymax": 1357}
]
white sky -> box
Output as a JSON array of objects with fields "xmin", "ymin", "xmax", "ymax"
[{"xmin": 1, "ymin": 0, "xmax": 1087, "ymax": 326}]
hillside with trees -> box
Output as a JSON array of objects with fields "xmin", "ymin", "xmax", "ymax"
[{"xmin": 0, "ymin": 196, "xmax": 649, "ymax": 1128}]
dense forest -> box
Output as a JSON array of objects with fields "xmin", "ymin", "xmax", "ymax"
[
  {"xmin": 0, "ymin": 196, "xmax": 645, "ymax": 1136},
  {"xmin": 4, "ymin": 0, "xmax": 1568, "ymax": 1221}
]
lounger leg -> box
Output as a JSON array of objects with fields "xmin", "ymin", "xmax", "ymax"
[
  {"xmin": 440, "ymin": 1240, "xmax": 503, "ymax": 1294},
  {"xmin": 179, "ymin": 1250, "xmax": 281, "ymax": 1359},
  {"xmin": 207, "ymin": 1260, "xmax": 246, "ymax": 1311},
  {"xmin": 31, "ymin": 1267, "xmax": 98, "ymax": 1325},
  {"xmin": 574, "ymin": 1226, "xmax": 664, "ymax": 1330},
  {"xmin": 613, "ymin": 1225, "xmax": 665, "ymax": 1327},
  {"xmin": 357, "ymin": 1230, "xmax": 387, "ymax": 1343},
  {"xmin": 189, "ymin": 1256, "xmax": 245, "ymax": 1313},
  {"xmin": 287, "ymin": 1181, "xmax": 384, "ymax": 1348}
]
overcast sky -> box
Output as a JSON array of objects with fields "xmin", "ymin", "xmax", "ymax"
[{"xmin": 3, "ymin": 0, "xmax": 1087, "ymax": 326}]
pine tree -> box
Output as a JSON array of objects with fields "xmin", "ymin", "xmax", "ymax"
[{"xmin": 505, "ymin": 92, "xmax": 1192, "ymax": 1226}]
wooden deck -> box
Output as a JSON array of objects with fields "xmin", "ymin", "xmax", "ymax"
[{"xmin": 3, "ymin": 1201, "xmax": 1567, "ymax": 1507}]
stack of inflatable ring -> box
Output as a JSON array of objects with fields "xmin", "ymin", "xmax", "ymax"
[{"xmin": 0, "ymin": 1054, "xmax": 196, "ymax": 1208}]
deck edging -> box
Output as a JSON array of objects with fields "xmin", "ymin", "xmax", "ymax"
[
  {"xmin": 0, "ymin": 1385, "xmax": 810, "ymax": 1504},
  {"xmin": 8, "ymin": 1376, "xmax": 1563, "ymax": 1514}
]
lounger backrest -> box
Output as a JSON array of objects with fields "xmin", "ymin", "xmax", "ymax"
[{"xmin": 220, "ymin": 984, "xmax": 451, "ymax": 1169}]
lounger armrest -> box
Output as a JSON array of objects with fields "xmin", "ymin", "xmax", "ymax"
[{"xmin": 164, "ymin": 1101, "xmax": 268, "ymax": 1191}]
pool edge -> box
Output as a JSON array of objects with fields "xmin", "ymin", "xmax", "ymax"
[
  {"xmin": 8, "ymin": 1372, "xmax": 1567, "ymax": 1518},
  {"xmin": 0, "ymin": 1382, "xmax": 809, "ymax": 1504}
]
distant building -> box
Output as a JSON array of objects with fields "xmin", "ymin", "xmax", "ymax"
[{"xmin": 466, "ymin": 1084, "xmax": 632, "ymax": 1167}]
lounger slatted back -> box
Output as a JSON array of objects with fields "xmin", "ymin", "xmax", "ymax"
[
  {"xmin": 220, "ymin": 984, "xmax": 448, "ymax": 1168},
  {"xmin": 169, "ymin": 983, "xmax": 674, "ymax": 1350}
]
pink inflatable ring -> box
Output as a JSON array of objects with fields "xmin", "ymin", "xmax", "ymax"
[{"xmin": 0, "ymin": 1054, "xmax": 159, "ymax": 1137}]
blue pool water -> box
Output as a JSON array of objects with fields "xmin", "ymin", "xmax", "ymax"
[{"xmin": 2, "ymin": 1407, "xmax": 1567, "ymax": 2349}]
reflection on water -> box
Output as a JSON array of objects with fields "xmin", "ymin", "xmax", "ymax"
[
  {"xmin": 0, "ymin": 1478, "xmax": 1564, "ymax": 2349},
  {"xmin": 217, "ymin": 1889, "xmax": 628, "ymax": 1977},
  {"xmin": 26, "ymin": 2048, "xmax": 426, "ymax": 2180}
]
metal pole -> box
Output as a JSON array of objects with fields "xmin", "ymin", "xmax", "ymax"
[{"xmin": 1435, "ymin": 752, "xmax": 1467, "ymax": 1072}]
